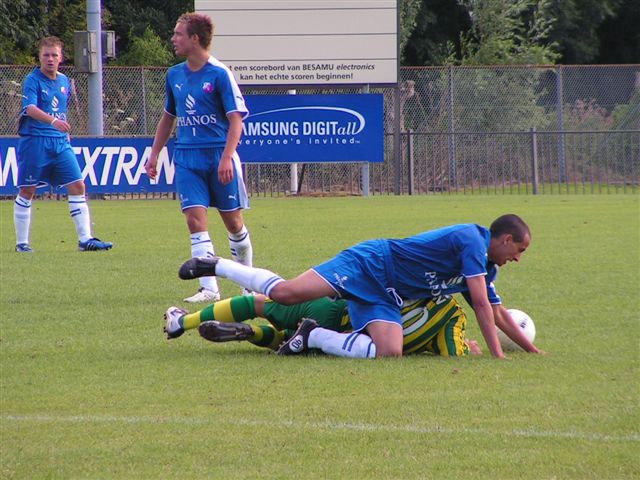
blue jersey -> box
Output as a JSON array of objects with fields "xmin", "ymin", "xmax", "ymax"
[
  {"xmin": 164, "ymin": 56, "xmax": 248, "ymax": 149},
  {"xmin": 387, "ymin": 224, "xmax": 498, "ymax": 301},
  {"xmin": 18, "ymin": 68, "xmax": 70, "ymax": 138},
  {"xmin": 314, "ymin": 224, "xmax": 502, "ymax": 314}
]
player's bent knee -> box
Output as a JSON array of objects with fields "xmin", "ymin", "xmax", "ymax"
[
  {"xmin": 374, "ymin": 345, "xmax": 403, "ymax": 357},
  {"xmin": 267, "ymin": 285, "xmax": 298, "ymax": 305}
]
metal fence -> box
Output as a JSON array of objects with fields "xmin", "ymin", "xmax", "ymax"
[{"xmin": 1, "ymin": 64, "xmax": 638, "ymax": 195}]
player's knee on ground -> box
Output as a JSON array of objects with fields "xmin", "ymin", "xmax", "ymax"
[{"xmin": 374, "ymin": 344, "xmax": 403, "ymax": 357}]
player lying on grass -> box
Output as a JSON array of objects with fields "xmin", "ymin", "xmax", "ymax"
[
  {"xmin": 179, "ymin": 214, "xmax": 543, "ymax": 358},
  {"xmin": 164, "ymin": 293, "xmax": 483, "ymax": 357}
]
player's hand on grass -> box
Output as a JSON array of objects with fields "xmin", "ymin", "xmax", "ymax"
[{"xmin": 467, "ymin": 340, "xmax": 483, "ymax": 355}]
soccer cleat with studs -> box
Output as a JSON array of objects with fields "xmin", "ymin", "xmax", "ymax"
[
  {"xmin": 179, "ymin": 256, "xmax": 219, "ymax": 280},
  {"xmin": 164, "ymin": 306, "xmax": 188, "ymax": 339},
  {"xmin": 198, "ymin": 321, "xmax": 255, "ymax": 343},
  {"xmin": 15, "ymin": 243, "xmax": 34, "ymax": 253},
  {"xmin": 276, "ymin": 318, "xmax": 318, "ymax": 355},
  {"xmin": 78, "ymin": 237, "xmax": 113, "ymax": 251}
]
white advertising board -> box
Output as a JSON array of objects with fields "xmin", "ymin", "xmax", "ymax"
[{"xmin": 195, "ymin": 0, "xmax": 398, "ymax": 86}]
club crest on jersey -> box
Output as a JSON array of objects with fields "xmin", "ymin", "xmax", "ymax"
[
  {"xmin": 60, "ymin": 86, "xmax": 67, "ymax": 95},
  {"xmin": 202, "ymin": 82, "xmax": 213, "ymax": 93},
  {"xmin": 333, "ymin": 273, "xmax": 349, "ymax": 289},
  {"xmin": 185, "ymin": 94, "xmax": 196, "ymax": 114}
]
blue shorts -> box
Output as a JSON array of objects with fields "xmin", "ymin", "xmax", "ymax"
[
  {"xmin": 17, "ymin": 136, "xmax": 82, "ymax": 189},
  {"xmin": 174, "ymin": 147, "xmax": 249, "ymax": 212},
  {"xmin": 312, "ymin": 239, "xmax": 402, "ymax": 332}
]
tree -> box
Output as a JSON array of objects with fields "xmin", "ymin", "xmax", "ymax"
[
  {"xmin": 113, "ymin": 26, "xmax": 173, "ymax": 66},
  {"xmin": 456, "ymin": 0, "xmax": 559, "ymax": 65},
  {"xmin": 0, "ymin": 0, "xmax": 88, "ymax": 64},
  {"xmin": 596, "ymin": 0, "xmax": 640, "ymax": 63},
  {"xmin": 546, "ymin": 0, "xmax": 621, "ymax": 64},
  {"xmin": 403, "ymin": 0, "xmax": 472, "ymax": 66},
  {"xmin": 0, "ymin": 0, "xmax": 48, "ymax": 63},
  {"xmin": 46, "ymin": 0, "xmax": 89, "ymax": 63},
  {"xmin": 104, "ymin": 0, "xmax": 193, "ymax": 63},
  {"xmin": 399, "ymin": 0, "xmax": 423, "ymax": 63}
]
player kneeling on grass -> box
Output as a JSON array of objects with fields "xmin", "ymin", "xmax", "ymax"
[{"xmin": 164, "ymin": 293, "xmax": 482, "ymax": 357}]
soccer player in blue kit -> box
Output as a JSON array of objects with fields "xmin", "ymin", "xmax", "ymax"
[
  {"xmin": 14, "ymin": 36, "xmax": 112, "ymax": 252},
  {"xmin": 146, "ymin": 13, "xmax": 254, "ymax": 303},
  {"xmin": 180, "ymin": 214, "xmax": 544, "ymax": 359}
]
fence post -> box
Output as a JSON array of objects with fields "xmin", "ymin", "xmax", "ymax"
[
  {"xmin": 530, "ymin": 127, "xmax": 539, "ymax": 194},
  {"xmin": 394, "ymin": 83, "xmax": 402, "ymax": 194},
  {"xmin": 407, "ymin": 129, "xmax": 414, "ymax": 195},
  {"xmin": 447, "ymin": 65, "xmax": 457, "ymax": 187},
  {"xmin": 287, "ymin": 89, "xmax": 298, "ymax": 194},
  {"xmin": 555, "ymin": 66, "xmax": 567, "ymax": 183},
  {"xmin": 141, "ymin": 67, "xmax": 148, "ymax": 134},
  {"xmin": 361, "ymin": 84, "xmax": 370, "ymax": 196},
  {"xmin": 87, "ymin": 0, "xmax": 104, "ymax": 135}
]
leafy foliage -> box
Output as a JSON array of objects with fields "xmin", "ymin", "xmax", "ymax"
[
  {"xmin": 399, "ymin": 0, "xmax": 423, "ymax": 62},
  {"xmin": 1, "ymin": 0, "xmax": 637, "ymax": 66},
  {"xmin": 546, "ymin": 0, "xmax": 620, "ymax": 64},
  {"xmin": 111, "ymin": 26, "xmax": 173, "ymax": 66},
  {"xmin": 0, "ymin": 0, "xmax": 47, "ymax": 63},
  {"xmin": 103, "ymin": 0, "xmax": 192, "ymax": 65},
  {"xmin": 456, "ymin": 0, "xmax": 559, "ymax": 65},
  {"xmin": 403, "ymin": 0, "xmax": 472, "ymax": 66}
]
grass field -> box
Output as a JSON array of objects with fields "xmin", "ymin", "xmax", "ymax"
[{"xmin": 1, "ymin": 194, "xmax": 638, "ymax": 479}]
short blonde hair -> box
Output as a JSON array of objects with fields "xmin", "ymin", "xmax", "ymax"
[
  {"xmin": 177, "ymin": 13, "xmax": 213, "ymax": 49},
  {"xmin": 38, "ymin": 36, "xmax": 64, "ymax": 53}
]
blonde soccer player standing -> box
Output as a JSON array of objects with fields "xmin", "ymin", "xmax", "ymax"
[
  {"xmin": 146, "ymin": 13, "xmax": 253, "ymax": 302},
  {"xmin": 14, "ymin": 36, "xmax": 112, "ymax": 252}
]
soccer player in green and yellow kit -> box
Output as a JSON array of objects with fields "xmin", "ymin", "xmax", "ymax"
[{"xmin": 164, "ymin": 293, "xmax": 479, "ymax": 357}]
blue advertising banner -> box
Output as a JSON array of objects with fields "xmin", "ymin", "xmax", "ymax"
[
  {"xmin": 0, "ymin": 94, "xmax": 383, "ymax": 195},
  {"xmin": 238, "ymin": 94, "xmax": 383, "ymax": 163},
  {"xmin": 0, "ymin": 137, "xmax": 175, "ymax": 195}
]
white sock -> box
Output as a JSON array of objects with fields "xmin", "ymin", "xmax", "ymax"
[
  {"xmin": 14, "ymin": 195, "xmax": 32, "ymax": 245},
  {"xmin": 215, "ymin": 258, "xmax": 284, "ymax": 296},
  {"xmin": 308, "ymin": 328, "xmax": 377, "ymax": 358},
  {"xmin": 191, "ymin": 231, "xmax": 219, "ymax": 293},
  {"xmin": 228, "ymin": 225, "xmax": 253, "ymax": 266},
  {"xmin": 68, "ymin": 195, "xmax": 92, "ymax": 242}
]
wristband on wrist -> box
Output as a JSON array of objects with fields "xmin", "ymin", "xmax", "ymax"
[{"xmin": 51, "ymin": 118, "xmax": 57, "ymax": 125}]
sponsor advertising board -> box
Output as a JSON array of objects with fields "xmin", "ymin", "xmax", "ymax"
[{"xmin": 0, "ymin": 94, "xmax": 383, "ymax": 194}]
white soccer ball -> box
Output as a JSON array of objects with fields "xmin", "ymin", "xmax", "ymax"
[{"xmin": 496, "ymin": 309, "xmax": 536, "ymax": 351}]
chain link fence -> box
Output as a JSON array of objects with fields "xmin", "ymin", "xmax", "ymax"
[{"xmin": 1, "ymin": 64, "xmax": 638, "ymax": 195}]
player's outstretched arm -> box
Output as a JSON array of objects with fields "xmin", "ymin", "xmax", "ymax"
[
  {"xmin": 494, "ymin": 305, "xmax": 546, "ymax": 354},
  {"xmin": 467, "ymin": 276, "xmax": 506, "ymax": 359}
]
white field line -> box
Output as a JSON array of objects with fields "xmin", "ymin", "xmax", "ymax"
[{"xmin": 2, "ymin": 414, "xmax": 638, "ymax": 443}]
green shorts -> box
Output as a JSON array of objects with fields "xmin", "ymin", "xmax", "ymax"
[
  {"xmin": 262, "ymin": 296, "xmax": 469, "ymax": 357},
  {"xmin": 262, "ymin": 297, "xmax": 350, "ymax": 334}
]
